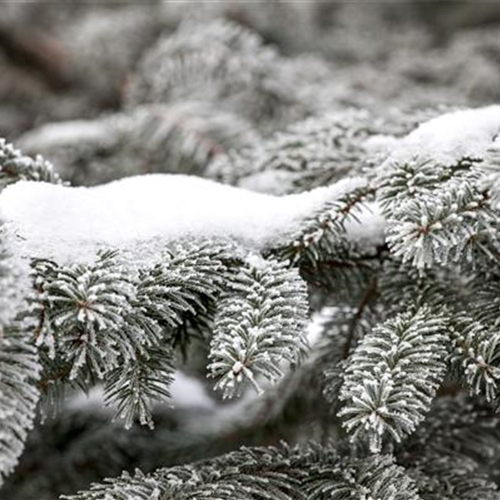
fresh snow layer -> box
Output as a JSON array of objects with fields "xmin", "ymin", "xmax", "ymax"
[
  {"xmin": 0, "ymin": 173, "xmax": 365, "ymax": 263},
  {"xmin": 389, "ymin": 105, "xmax": 500, "ymax": 163}
]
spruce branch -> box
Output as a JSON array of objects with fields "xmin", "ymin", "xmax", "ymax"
[
  {"xmin": 450, "ymin": 314, "xmax": 500, "ymax": 407},
  {"xmin": 342, "ymin": 275, "xmax": 379, "ymax": 359},
  {"xmin": 0, "ymin": 138, "xmax": 62, "ymax": 192},
  {"xmin": 321, "ymin": 306, "xmax": 379, "ymax": 407},
  {"xmin": 104, "ymin": 346, "xmax": 174, "ymax": 429},
  {"xmin": 64, "ymin": 443, "xmax": 419, "ymax": 500},
  {"xmin": 405, "ymin": 452, "xmax": 500, "ymax": 500},
  {"xmin": 274, "ymin": 183, "xmax": 375, "ymax": 266},
  {"xmin": 377, "ymin": 259, "xmax": 454, "ymax": 316},
  {"xmin": 209, "ymin": 257, "xmax": 309, "ymax": 398},
  {"xmin": 128, "ymin": 19, "xmax": 314, "ymax": 131},
  {"xmin": 210, "ymin": 110, "xmax": 387, "ymax": 192},
  {"xmin": 32, "ymin": 252, "xmax": 138, "ymax": 381},
  {"xmin": 377, "ymin": 154, "xmax": 500, "ymax": 269},
  {"xmin": 19, "ymin": 103, "xmax": 258, "ymax": 186},
  {"xmin": 136, "ymin": 241, "xmax": 234, "ymax": 333},
  {"xmin": 339, "ymin": 306, "xmax": 449, "ymax": 452},
  {"xmin": 32, "ymin": 241, "xmax": 237, "ymax": 426},
  {"xmin": 0, "ymin": 324, "xmax": 41, "ymax": 485},
  {"xmin": 402, "ymin": 395, "xmax": 500, "ymax": 468}
]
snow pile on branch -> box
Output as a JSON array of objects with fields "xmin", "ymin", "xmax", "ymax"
[
  {"xmin": 0, "ymin": 174, "xmax": 365, "ymax": 263},
  {"xmin": 387, "ymin": 105, "xmax": 500, "ymax": 163}
]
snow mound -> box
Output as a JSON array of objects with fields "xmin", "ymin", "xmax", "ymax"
[
  {"xmin": 0, "ymin": 174, "xmax": 365, "ymax": 263},
  {"xmin": 390, "ymin": 105, "xmax": 500, "ymax": 163}
]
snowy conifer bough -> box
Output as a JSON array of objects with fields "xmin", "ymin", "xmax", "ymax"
[
  {"xmin": 4, "ymin": 13, "xmax": 500, "ymax": 499},
  {"xmin": 3, "ymin": 103, "xmax": 500, "ymax": 499}
]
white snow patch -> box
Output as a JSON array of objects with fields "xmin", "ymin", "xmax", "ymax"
[
  {"xmin": 307, "ymin": 308, "xmax": 335, "ymax": 347},
  {"xmin": 244, "ymin": 252, "xmax": 269, "ymax": 270},
  {"xmin": 0, "ymin": 173, "xmax": 365, "ymax": 263},
  {"xmin": 388, "ymin": 105, "xmax": 500, "ymax": 163},
  {"xmin": 65, "ymin": 385, "xmax": 111, "ymax": 414},
  {"xmin": 344, "ymin": 202, "xmax": 386, "ymax": 253},
  {"xmin": 363, "ymin": 134, "xmax": 400, "ymax": 156},
  {"xmin": 170, "ymin": 372, "xmax": 216, "ymax": 410},
  {"xmin": 20, "ymin": 120, "xmax": 115, "ymax": 151}
]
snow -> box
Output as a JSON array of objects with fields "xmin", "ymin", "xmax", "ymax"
[
  {"xmin": 344, "ymin": 202, "xmax": 386, "ymax": 253},
  {"xmin": 244, "ymin": 252, "xmax": 270, "ymax": 270},
  {"xmin": 169, "ymin": 372, "xmax": 216, "ymax": 410},
  {"xmin": 19, "ymin": 119, "xmax": 115, "ymax": 151},
  {"xmin": 0, "ymin": 173, "xmax": 365, "ymax": 263},
  {"xmin": 9, "ymin": 109, "xmax": 498, "ymax": 266},
  {"xmin": 67, "ymin": 371, "xmax": 216, "ymax": 413},
  {"xmin": 387, "ymin": 105, "xmax": 500, "ymax": 163},
  {"xmin": 306, "ymin": 307, "xmax": 335, "ymax": 346},
  {"xmin": 364, "ymin": 135, "xmax": 400, "ymax": 156}
]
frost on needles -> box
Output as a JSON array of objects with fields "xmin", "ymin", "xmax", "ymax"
[{"xmin": 4, "ymin": 98, "xmax": 500, "ymax": 499}]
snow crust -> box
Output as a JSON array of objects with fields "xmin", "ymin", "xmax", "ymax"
[{"xmin": 0, "ymin": 173, "xmax": 364, "ymax": 263}]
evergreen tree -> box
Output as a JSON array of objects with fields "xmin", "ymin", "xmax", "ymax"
[{"xmin": 3, "ymin": 4, "xmax": 500, "ymax": 500}]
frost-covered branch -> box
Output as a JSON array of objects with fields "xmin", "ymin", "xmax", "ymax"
[{"xmin": 339, "ymin": 306, "xmax": 449, "ymax": 452}]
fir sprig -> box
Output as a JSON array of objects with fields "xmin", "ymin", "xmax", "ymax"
[{"xmin": 339, "ymin": 306, "xmax": 449, "ymax": 452}]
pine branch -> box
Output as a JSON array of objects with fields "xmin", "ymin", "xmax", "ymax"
[
  {"xmin": 450, "ymin": 314, "xmax": 500, "ymax": 407},
  {"xmin": 377, "ymin": 154, "xmax": 500, "ymax": 269},
  {"xmin": 63, "ymin": 443, "xmax": 419, "ymax": 500},
  {"xmin": 274, "ymin": 182, "xmax": 375, "ymax": 266},
  {"xmin": 0, "ymin": 324, "xmax": 41, "ymax": 485},
  {"xmin": 104, "ymin": 345, "xmax": 174, "ymax": 430},
  {"xmin": 0, "ymin": 138, "xmax": 62, "ymax": 192},
  {"xmin": 33, "ymin": 251, "xmax": 138, "ymax": 381},
  {"xmin": 209, "ymin": 257, "xmax": 309, "ymax": 398},
  {"xmin": 339, "ymin": 306, "xmax": 449, "ymax": 452}
]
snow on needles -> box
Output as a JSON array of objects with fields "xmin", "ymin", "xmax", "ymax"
[
  {"xmin": 0, "ymin": 173, "xmax": 365, "ymax": 263},
  {"xmin": 390, "ymin": 105, "xmax": 500, "ymax": 163},
  {"xmin": 5, "ymin": 107, "xmax": 499, "ymax": 264}
]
